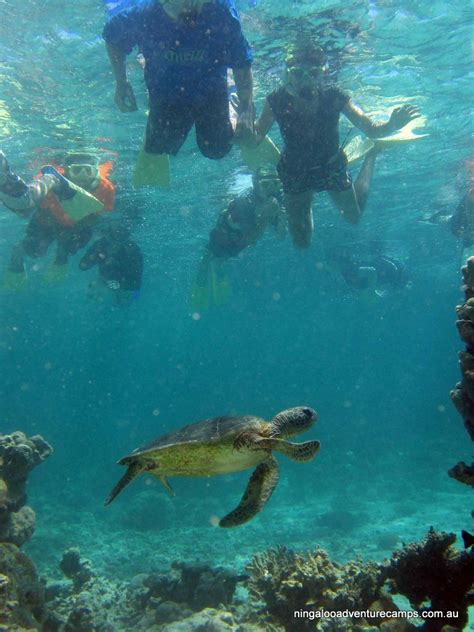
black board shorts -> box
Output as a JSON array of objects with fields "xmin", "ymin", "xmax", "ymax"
[
  {"xmin": 145, "ymin": 87, "xmax": 234, "ymax": 159},
  {"xmin": 278, "ymin": 153, "xmax": 353, "ymax": 195}
]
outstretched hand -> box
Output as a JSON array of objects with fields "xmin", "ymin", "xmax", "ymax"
[
  {"xmin": 389, "ymin": 104, "xmax": 420, "ymax": 131},
  {"xmin": 114, "ymin": 81, "xmax": 138, "ymax": 113}
]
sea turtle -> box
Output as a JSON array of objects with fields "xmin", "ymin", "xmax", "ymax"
[{"xmin": 106, "ymin": 406, "xmax": 319, "ymax": 527}]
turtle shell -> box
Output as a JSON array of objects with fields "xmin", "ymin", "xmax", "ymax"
[{"xmin": 121, "ymin": 415, "xmax": 266, "ymax": 464}]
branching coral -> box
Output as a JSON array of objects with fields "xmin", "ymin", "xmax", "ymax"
[
  {"xmin": 385, "ymin": 528, "xmax": 474, "ymax": 631},
  {"xmin": 0, "ymin": 431, "xmax": 53, "ymax": 546},
  {"xmin": 246, "ymin": 545, "xmax": 385, "ymax": 630}
]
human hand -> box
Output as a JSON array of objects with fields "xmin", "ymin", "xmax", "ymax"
[
  {"xmin": 114, "ymin": 81, "xmax": 138, "ymax": 113},
  {"xmin": 389, "ymin": 104, "xmax": 420, "ymax": 131},
  {"xmin": 234, "ymin": 108, "xmax": 256, "ymax": 145}
]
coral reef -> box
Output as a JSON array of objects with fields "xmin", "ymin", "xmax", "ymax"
[
  {"xmin": 449, "ymin": 257, "xmax": 474, "ymax": 487},
  {"xmin": 246, "ymin": 530, "xmax": 474, "ymax": 632},
  {"xmin": 246, "ymin": 544, "xmax": 386, "ymax": 631},
  {"xmin": 0, "ymin": 542, "xmax": 46, "ymax": 631},
  {"xmin": 60, "ymin": 548, "xmax": 94, "ymax": 593},
  {"xmin": 0, "ymin": 431, "xmax": 53, "ymax": 546},
  {"xmin": 385, "ymin": 528, "xmax": 474, "ymax": 632},
  {"xmin": 45, "ymin": 557, "xmax": 248, "ymax": 630}
]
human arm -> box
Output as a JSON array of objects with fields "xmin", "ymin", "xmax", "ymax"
[
  {"xmin": 342, "ymin": 100, "xmax": 420, "ymax": 138},
  {"xmin": 233, "ymin": 65, "xmax": 255, "ymax": 141},
  {"xmin": 105, "ymin": 42, "xmax": 138, "ymax": 112},
  {"xmin": 254, "ymin": 100, "xmax": 276, "ymax": 144}
]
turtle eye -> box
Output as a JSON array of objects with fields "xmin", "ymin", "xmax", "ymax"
[{"xmin": 303, "ymin": 407, "xmax": 313, "ymax": 417}]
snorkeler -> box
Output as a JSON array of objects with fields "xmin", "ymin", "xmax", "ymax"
[
  {"xmin": 79, "ymin": 223, "xmax": 143, "ymax": 306},
  {"xmin": 2, "ymin": 152, "xmax": 115, "ymax": 289},
  {"xmin": 421, "ymin": 189, "xmax": 474, "ymax": 259},
  {"xmin": 191, "ymin": 166, "xmax": 286, "ymax": 308},
  {"xmin": 103, "ymin": 0, "xmax": 256, "ymax": 187},
  {"xmin": 253, "ymin": 41, "xmax": 421, "ymax": 248},
  {"xmin": 327, "ymin": 245, "xmax": 407, "ymax": 297}
]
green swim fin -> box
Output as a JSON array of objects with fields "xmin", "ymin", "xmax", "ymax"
[
  {"xmin": 190, "ymin": 284, "xmax": 210, "ymax": 311},
  {"xmin": 2, "ymin": 269, "xmax": 28, "ymax": 292},
  {"xmin": 240, "ymin": 136, "xmax": 280, "ymax": 171},
  {"xmin": 42, "ymin": 263, "xmax": 69, "ymax": 285},
  {"xmin": 133, "ymin": 150, "xmax": 170, "ymax": 188},
  {"xmin": 211, "ymin": 265, "xmax": 232, "ymax": 306}
]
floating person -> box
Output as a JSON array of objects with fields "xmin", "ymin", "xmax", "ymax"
[
  {"xmin": 327, "ymin": 245, "xmax": 408, "ymax": 298},
  {"xmin": 79, "ymin": 223, "xmax": 143, "ymax": 306},
  {"xmin": 1, "ymin": 152, "xmax": 115, "ymax": 290},
  {"xmin": 421, "ymin": 188, "xmax": 474, "ymax": 259},
  {"xmin": 105, "ymin": 406, "xmax": 319, "ymax": 528},
  {"xmin": 447, "ymin": 189, "xmax": 474, "ymax": 259},
  {"xmin": 103, "ymin": 0, "xmax": 276, "ymax": 187},
  {"xmin": 191, "ymin": 166, "xmax": 286, "ymax": 308},
  {"xmin": 253, "ymin": 40, "xmax": 421, "ymax": 248}
]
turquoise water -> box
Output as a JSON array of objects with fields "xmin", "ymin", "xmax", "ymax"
[{"xmin": 0, "ymin": 0, "xmax": 472, "ymax": 623}]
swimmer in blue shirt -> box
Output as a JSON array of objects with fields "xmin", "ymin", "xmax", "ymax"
[{"xmin": 103, "ymin": 0, "xmax": 256, "ymax": 186}]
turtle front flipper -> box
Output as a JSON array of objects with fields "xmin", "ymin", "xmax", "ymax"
[
  {"xmin": 256, "ymin": 438, "xmax": 320, "ymax": 462},
  {"xmin": 219, "ymin": 456, "xmax": 279, "ymax": 528},
  {"xmin": 105, "ymin": 460, "xmax": 143, "ymax": 505}
]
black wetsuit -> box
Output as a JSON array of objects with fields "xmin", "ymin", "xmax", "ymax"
[
  {"xmin": 267, "ymin": 85, "xmax": 351, "ymax": 194},
  {"xmin": 9, "ymin": 211, "xmax": 94, "ymax": 273},
  {"xmin": 79, "ymin": 237, "xmax": 143, "ymax": 291}
]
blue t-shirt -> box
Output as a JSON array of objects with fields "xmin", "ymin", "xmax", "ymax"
[{"xmin": 103, "ymin": 0, "xmax": 253, "ymax": 102}]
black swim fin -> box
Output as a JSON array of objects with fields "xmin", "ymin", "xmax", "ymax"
[{"xmin": 461, "ymin": 529, "xmax": 474, "ymax": 549}]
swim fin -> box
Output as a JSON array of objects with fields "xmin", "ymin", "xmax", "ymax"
[
  {"xmin": 345, "ymin": 137, "xmax": 375, "ymax": 164},
  {"xmin": 133, "ymin": 150, "xmax": 170, "ymax": 188},
  {"xmin": 2, "ymin": 269, "xmax": 28, "ymax": 292},
  {"xmin": 42, "ymin": 263, "xmax": 68, "ymax": 285},
  {"xmin": 190, "ymin": 283, "xmax": 210, "ymax": 311},
  {"xmin": 239, "ymin": 136, "xmax": 280, "ymax": 171},
  {"xmin": 41, "ymin": 166, "xmax": 104, "ymax": 221},
  {"xmin": 211, "ymin": 265, "xmax": 232, "ymax": 306}
]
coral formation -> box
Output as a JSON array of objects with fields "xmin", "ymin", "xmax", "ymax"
[
  {"xmin": 246, "ymin": 530, "xmax": 474, "ymax": 632},
  {"xmin": 45, "ymin": 557, "xmax": 247, "ymax": 630},
  {"xmin": 385, "ymin": 528, "xmax": 474, "ymax": 631},
  {"xmin": 449, "ymin": 257, "xmax": 474, "ymax": 487},
  {"xmin": 60, "ymin": 548, "xmax": 94, "ymax": 592},
  {"xmin": 246, "ymin": 544, "xmax": 386, "ymax": 631},
  {"xmin": 0, "ymin": 431, "xmax": 53, "ymax": 546},
  {"xmin": 0, "ymin": 542, "xmax": 45, "ymax": 630}
]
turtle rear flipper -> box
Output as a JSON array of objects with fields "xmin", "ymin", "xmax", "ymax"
[
  {"xmin": 219, "ymin": 456, "xmax": 279, "ymax": 528},
  {"xmin": 105, "ymin": 461, "xmax": 142, "ymax": 505},
  {"xmin": 257, "ymin": 438, "xmax": 320, "ymax": 462}
]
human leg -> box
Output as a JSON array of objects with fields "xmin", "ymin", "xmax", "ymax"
[
  {"xmin": 283, "ymin": 190, "xmax": 314, "ymax": 249},
  {"xmin": 145, "ymin": 99, "xmax": 194, "ymax": 155},
  {"xmin": 195, "ymin": 88, "xmax": 233, "ymax": 159},
  {"xmin": 329, "ymin": 147, "xmax": 379, "ymax": 223}
]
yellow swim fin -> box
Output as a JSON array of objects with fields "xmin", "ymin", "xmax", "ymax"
[
  {"xmin": 133, "ymin": 150, "xmax": 170, "ymax": 188},
  {"xmin": 190, "ymin": 284, "xmax": 210, "ymax": 311},
  {"xmin": 42, "ymin": 263, "xmax": 68, "ymax": 285},
  {"xmin": 239, "ymin": 136, "xmax": 280, "ymax": 171},
  {"xmin": 345, "ymin": 136, "xmax": 375, "ymax": 164},
  {"xmin": 211, "ymin": 265, "xmax": 232, "ymax": 306},
  {"xmin": 2, "ymin": 269, "xmax": 28, "ymax": 292}
]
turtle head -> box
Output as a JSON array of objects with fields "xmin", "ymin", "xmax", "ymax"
[{"xmin": 270, "ymin": 406, "xmax": 317, "ymax": 438}]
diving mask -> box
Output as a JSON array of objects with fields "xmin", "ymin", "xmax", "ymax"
[{"xmin": 67, "ymin": 164, "xmax": 98, "ymax": 179}]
